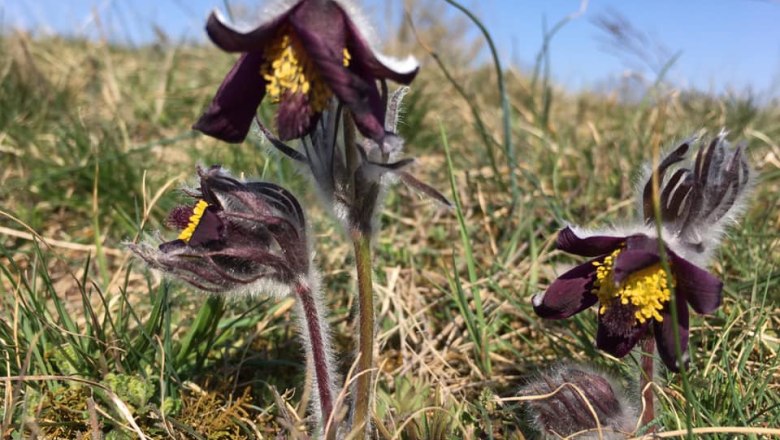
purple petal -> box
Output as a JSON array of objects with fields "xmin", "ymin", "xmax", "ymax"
[
  {"xmin": 642, "ymin": 139, "xmax": 691, "ymax": 222},
  {"xmin": 612, "ymin": 249, "xmax": 660, "ymax": 284},
  {"xmin": 276, "ymin": 92, "xmax": 317, "ymax": 140},
  {"xmin": 193, "ymin": 52, "xmax": 266, "ymax": 143},
  {"xmin": 623, "ymin": 234, "xmax": 660, "ymax": 253},
  {"xmin": 338, "ymin": 75, "xmax": 386, "ymax": 142},
  {"xmin": 198, "ymin": 165, "xmax": 244, "ymax": 200},
  {"xmin": 291, "ymin": 0, "xmax": 345, "ymax": 44},
  {"xmin": 670, "ymin": 252, "xmax": 723, "ymax": 314},
  {"xmin": 196, "ymin": 165, "xmax": 247, "ymax": 212},
  {"xmin": 204, "ymin": 246, "xmax": 293, "ymax": 280},
  {"xmin": 159, "ymin": 239, "xmax": 186, "ymax": 253},
  {"xmin": 203, "ymin": 9, "xmax": 291, "ymax": 53},
  {"xmin": 341, "ymin": 9, "xmax": 419, "ymax": 84},
  {"xmin": 245, "ymin": 181, "xmax": 306, "ymax": 228},
  {"xmin": 533, "ymin": 261, "xmax": 599, "ymax": 319},
  {"xmin": 289, "ymin": 4, "xmax": 386, "ymax": 141},
  {"xmin": 596, "ymin": 317, "xmax": 649, "ymax": 357},
  {"xmin": 556, "ymin": 226, "xmax": 624, "ymax": 257},
  {"xmin": 654, "ymin": 301, "xmax": 690, "ymax": 372},
  {"xmin": 189, "ymin": 207, "xmax": 225, "ymax": 247}
]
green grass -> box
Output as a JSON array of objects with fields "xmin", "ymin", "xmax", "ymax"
[{"xmin": 1, "ymin": 9, "xmax": 779, "ymax": 439}]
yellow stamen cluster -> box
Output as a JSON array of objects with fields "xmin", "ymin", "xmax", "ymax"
[
  {"xmin": 261, "ymin": 32, "xmax": 352, "ymax": 113},
  {"xmin": 592, "ymin": 248, "xmax": 674, "ymax": 324},
  {"xmin": 343, "ymin": 48, "xmax": 351, "ymax": 67},
  {"xmin": 178, "ymin": 200, "xmax": 209, "ymax": 243}
]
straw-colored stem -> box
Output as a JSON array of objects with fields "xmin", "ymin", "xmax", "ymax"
[{"xmin": 640, "ymin": 336, "xmax": 656, "ymax": 432}]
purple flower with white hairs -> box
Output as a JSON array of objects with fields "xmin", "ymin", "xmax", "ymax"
[
  {"xmin": 130, "ymin": 165, "xmax": 309, "ymax": 294},
  {"xmin": 533, "ymin": 133, "xmax": 752, "ymax": 371},
  {"xmin": 193, "ymin": 0, "xmax": 419, "ymax": 143},
  {"xmin": 130, "ymin": 166, "xmax": 338, "ymax": 430},
  {"xmin": 522, "ymin": 364, "xmax": 637, "ymax": 439}
]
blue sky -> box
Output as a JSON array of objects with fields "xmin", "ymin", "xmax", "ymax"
[{"xmin": 3, "ymin": 0, "xmax": 779, "ymax": 97}]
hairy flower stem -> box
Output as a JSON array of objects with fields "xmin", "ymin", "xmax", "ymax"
[
  {"xmin": 294, "ymin": 280, "xmax": 335, "ymax": 433},
  {"xmin": 351, "ymin": 232, "xmax": 374, "ymax": 437},
  {"xmin": 640, "ymin": 336, "xmax": 656, "ymax": 432}
]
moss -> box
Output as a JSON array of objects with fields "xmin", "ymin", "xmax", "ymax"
[{"xmin": 101, "ymin": 373, "xmax": 155, "ymax": 413}]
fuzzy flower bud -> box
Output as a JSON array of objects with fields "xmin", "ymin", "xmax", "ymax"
[
  {"xmin": 129, "ymin": 165, "xmax": 308, "ymax": 296},
  {"xmin": 130, "ymin": 165, "xmax": 339, "ymax": 432},
  {"xmin": 522, "ymin": 365, "xmax": 637, "ymax": 439}
]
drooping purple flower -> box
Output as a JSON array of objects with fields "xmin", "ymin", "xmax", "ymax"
[
  {"xmin": 533, "ymin": 133, "xmax": 752, "ymax": 371},
  {"xmin": 130, "ymin": 165, "xmax": 309, "ymax": 294},
  {"xmin": 130, "ymin": 166, "xmax": 341, "ymax": 430},
  {"xmin": 193, "ymin": 0, "xmax": 419, "ymax": 143}
]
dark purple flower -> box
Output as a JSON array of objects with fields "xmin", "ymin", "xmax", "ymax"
[
  {"xmin": 131, "ymin": 167, "xmax": 342, "ymax": 430},
  {"xmin": 193, "ymin": 0, "xmax": 419, "ymax": 143},
  {"xmin": 130, "ymin": 165, "xmax": 309, "ymax": 294},
  {"xmin": 533, "ymin": 133, "xmax": 752, "ymax": 371},
  {"xmin": 534, "ymin": 227, "xmax": 721, "ymax": 371}
]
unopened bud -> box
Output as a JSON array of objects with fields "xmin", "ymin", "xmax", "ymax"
[{"xmin": 521, "ymin": 365, "xmax": 636, "ymax": 439}]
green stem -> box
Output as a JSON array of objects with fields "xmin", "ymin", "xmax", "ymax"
[
  {"xmin": 352, "ymin": 232, "xmax": 374, "ymax": 437},
  {"xmin": 649, "ymin": 137, "xmax": 694, "ymax": 438},
  {"xmin": 443, "ymin": 0, "xmax": 517, "ymax": 208},
  {"xmin": 640, "ymin": 336, "xmax": 656, "ymax": 432}
]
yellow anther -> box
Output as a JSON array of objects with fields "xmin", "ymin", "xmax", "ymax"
[
  {"xmin": 343, "ymin": 48, "xmax": 351, "ymax": 67},
  {"xmin": 591, "ymin": 248, "xmax": 674, "ymax": 324},
  {"xmin": 260, "ymin": 30, "xmax": 351, "ymax": 114},
  {"xmin": 178, "ymin": 200, "xmax": 209, "ymax": 243}
]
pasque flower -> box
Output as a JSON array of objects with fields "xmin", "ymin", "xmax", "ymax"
[
  {"xmin": 193, "ymin": 0, "xmax": 419, "ymax": 143},
  {"xmin": 533, "ymin": 133, "xmax": 752, "ymax": 370},
  {"xmin": 130, "ymin": 165, "xmax": 309, "ymax": 294},
  {"xmin": 130, "ymin": 166, "xmax": 338, "ymax": 430},
  {"xmin": 522, "ymin": 364, "xmax": 636, "ymax": 439}
]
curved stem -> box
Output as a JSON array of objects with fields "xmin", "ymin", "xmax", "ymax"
[
  {"xmin": 351, "ymin": 232, "xmax": 374, "ymax": 438},
  {"xmin": 442, "ymin": 0, "xmax": 518, "ymax": 208},
  {"xmin": 294, "ymin": 279, "xmax": 335, "ymax": 433},
  {"xmin": 649, "ymin": 128, "xmax": 694, "ymax": 438}
]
